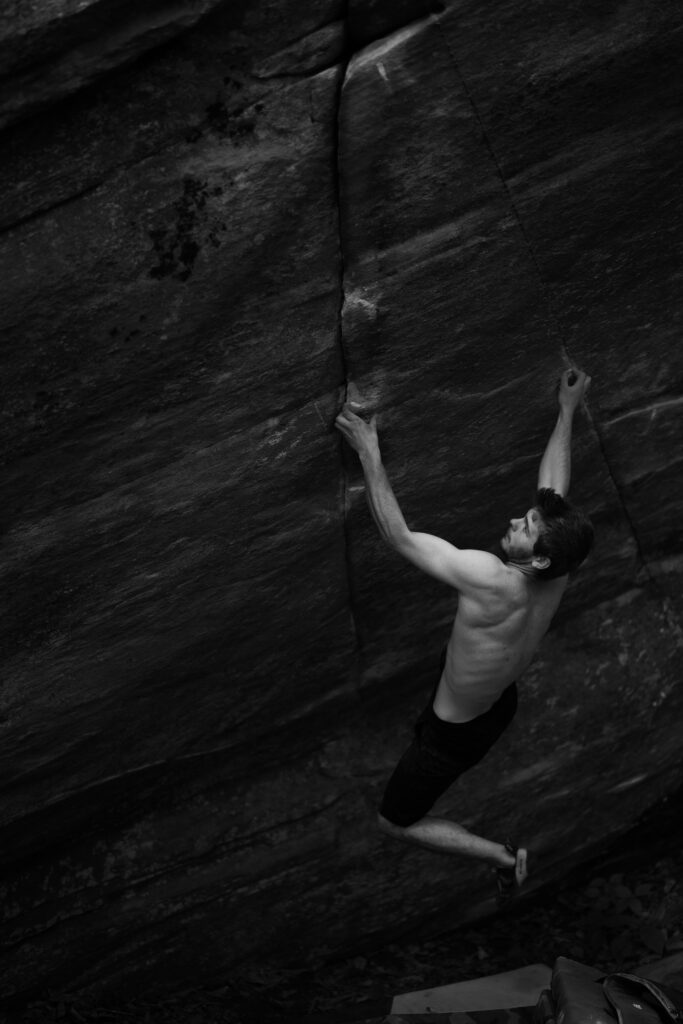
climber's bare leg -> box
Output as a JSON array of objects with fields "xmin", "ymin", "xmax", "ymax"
[{"xmin": 377, "ymin": 812, "xmax": 526, "ymax": 878}]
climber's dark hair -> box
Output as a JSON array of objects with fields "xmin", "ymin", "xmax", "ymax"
[{"xmin": 533, "ymin": 487, "xmax": 594, "ymax": 579}]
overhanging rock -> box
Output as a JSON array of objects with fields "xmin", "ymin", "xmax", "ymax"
[{"xmin": 0, "ymin": 0, "xmax": 682, "ymax": 1002}]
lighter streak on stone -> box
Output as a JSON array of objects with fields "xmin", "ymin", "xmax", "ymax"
[
  {"xmin": 348, "ymin": 19, "xmax": 428, "ymax": 78},
  {"xmin": 607, "ymin": 773, "xmax": 648, "ymax": 793},
  {"xmin": 498, "ymin": 756, "xmax": 561, "ymax": 787},
  {"xmin": 352, "ymin": 208, "xmax": 503, "ymax": 275},
  {"xmin": 603, "ymin": 394, "xmax": 683, "ymax": 428},
  {"xmin": 312, "ymin": 401, "xmax": 327, "ymax": 428},
  {"xmin": 376, "ymin": 62, "xmax": 391, "ymax": 90}
]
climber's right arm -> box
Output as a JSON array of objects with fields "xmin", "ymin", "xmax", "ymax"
[{"xmin": 334, "ymin": 405, "xmax": 502, "ymax": 595}]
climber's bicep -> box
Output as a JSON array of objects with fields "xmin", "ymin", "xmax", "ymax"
[{"xmin": 394, "ymin": 532, "xmax": 501, "ymax": 594}]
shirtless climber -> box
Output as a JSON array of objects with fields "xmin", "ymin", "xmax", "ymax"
[{"xmin": 335, "ymin": 368, "xmax": 594, "ymax": 900}]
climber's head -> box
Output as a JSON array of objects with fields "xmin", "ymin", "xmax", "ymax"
[{"xmin": 501, "ymin": 488, "xmax": 594, "ymax": 578}]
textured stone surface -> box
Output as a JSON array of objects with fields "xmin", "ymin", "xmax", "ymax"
[
  {"xmin": 0, "ymin": 0, "xmax": 230, "ymax": 131},
  {"xmin": 0, "ymin": 0, "xmax": 682, "ymax": 1003}
]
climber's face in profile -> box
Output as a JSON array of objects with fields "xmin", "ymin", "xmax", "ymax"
[{"xmin": 500, "ymin": 508, "xmax": 544, "ymax": 561}]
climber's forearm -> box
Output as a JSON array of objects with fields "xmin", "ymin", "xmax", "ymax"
[
  {"xmin": 537, "ymin": 407, "xmax": 574, "ymax": 497},
  {"xmin": 359, "ymin": 450, "xmax": 411, "ymax": 548}
]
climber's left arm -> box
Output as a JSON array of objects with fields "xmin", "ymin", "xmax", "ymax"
[{"xmin": 537, "ymin": 368, "xmax": 591, "ymax": 497}]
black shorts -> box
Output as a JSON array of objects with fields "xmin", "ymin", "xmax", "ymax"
[{"xmin": 379, "ymin": 676, "xmax": 518, "ymax": 828}]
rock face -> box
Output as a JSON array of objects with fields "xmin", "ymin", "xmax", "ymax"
[
  {"xmin": 1, "ymin": 0, "xmax": 682, "ymax": 1002},
  {"xmin": 0, "ymin": 0, "xmax": 227, "ymax": 131}
]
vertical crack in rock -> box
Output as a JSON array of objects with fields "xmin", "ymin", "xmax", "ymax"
[
  {"xmin": 426, "ymin": 9, "xmax": 560, "ymax": 336},
  {"xmin": 569, "ymin": 392, "xmax": 676, "ymax": 617},
  {"xmin": 333, "ymin": 6, "xmax": 364, "ymax": 677},
  {"xmin": 427, "ymin": 8, "xmax": 661, "ymax": 592}
]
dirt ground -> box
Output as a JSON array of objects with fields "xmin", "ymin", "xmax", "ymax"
[{"xmin": 14, "ymin": 792, "xmax": 683, "ymax": 1024}]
